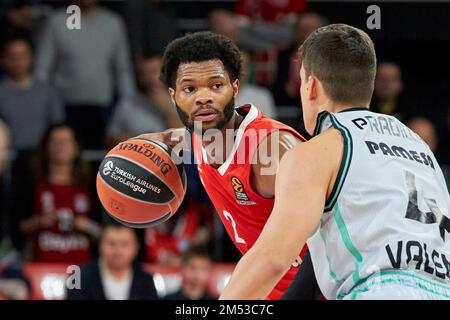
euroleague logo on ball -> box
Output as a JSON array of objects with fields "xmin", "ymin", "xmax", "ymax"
[{"xmin": 103, "ymin": 161, "xmax": 114, "ymax": 176}]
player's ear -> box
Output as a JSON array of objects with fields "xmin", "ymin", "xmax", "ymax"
[
  {"xmin": 309, "ymin": 75, "xmax": 319, "ymax": 101},
  {"xmin": 232, "ymin": 79, "xmax": 239, "ymax": 98},
  {"xmin": 168, "ymin": 87, "xmax": 176, "ymax": 105}
]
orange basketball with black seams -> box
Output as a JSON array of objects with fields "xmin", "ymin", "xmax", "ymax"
[{"xmin": 96, "ymin": 137, "xmax": 187, "ymax": 228}]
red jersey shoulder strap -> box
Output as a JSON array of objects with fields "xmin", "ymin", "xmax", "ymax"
[{"xmin": 239, "ymin": 106, "xmax": 306, "ymax": 165}]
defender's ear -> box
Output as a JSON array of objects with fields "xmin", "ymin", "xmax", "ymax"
[{"xmin": 308, "ymin": 75, "xmax": 319, "ymax": 101}]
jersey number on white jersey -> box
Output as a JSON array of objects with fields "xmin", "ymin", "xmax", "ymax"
[{"xmin": 404, "ymin": 171, "xmax": 450, "ymax": 241}]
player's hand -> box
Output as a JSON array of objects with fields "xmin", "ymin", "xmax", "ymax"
[{"xmin": 135, "ymin": 128, "xmax": 188, "ymax": 155}]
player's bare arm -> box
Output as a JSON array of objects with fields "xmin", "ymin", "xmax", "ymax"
[
  {"xmin": 220, "ymin": 128, "xmax": 343, "ymax": 300},
  {"xmin": 251, "ymin": 130, "xmax": 303, "ymax": 198}
]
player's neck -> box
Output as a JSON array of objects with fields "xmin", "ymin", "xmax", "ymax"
[
  {"xmin": 201, "ymin": 112, "xmax": 243, "ymax": 168},
  {"xmin": 324, "ymin": 101, "xmax": 369, "ymax": 113},
  {"xmin": 225, "ymin": 111, "xmax": 244, "ymax": 133}
]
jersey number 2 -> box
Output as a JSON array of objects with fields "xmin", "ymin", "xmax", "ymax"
[{"xmin": 223, "ymin": 211, "xmax": 246, "ymax": 244}]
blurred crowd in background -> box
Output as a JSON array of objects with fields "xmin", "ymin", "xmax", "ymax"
[{"xmin": 0, "ymin": 0, "xmax": 449, "ymax": 300}]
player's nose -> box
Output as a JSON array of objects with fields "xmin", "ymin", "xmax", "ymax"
[{"xmin": 195, "ymin": 89, "xmax": 213, "ymax": 106}]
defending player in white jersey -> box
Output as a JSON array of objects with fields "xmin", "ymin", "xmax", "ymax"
[{"xmin": 220, "ymin": 24, "xmax": 450, "ymax": 300}]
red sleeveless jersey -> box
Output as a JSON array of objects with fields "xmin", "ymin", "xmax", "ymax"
[{"xmin": 192, "ymin": 105, "xmax": 307, "ymax": 300}]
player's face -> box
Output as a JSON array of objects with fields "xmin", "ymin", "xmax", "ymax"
[
  {"xmin": 169, "ymin": 59, "xmax": 239, "ymax": 133},
  {"xmin": 100, "ymin": 228, "xmax": 138, "ymax": 270},
  {"xmin": 299, "ymin": 64, "xmax": 316, "ymax": 135}
]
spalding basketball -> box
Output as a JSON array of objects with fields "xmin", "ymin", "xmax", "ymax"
[{"xmin": 96, "ymin": 137, "xmax": 187, "ymax": 228}]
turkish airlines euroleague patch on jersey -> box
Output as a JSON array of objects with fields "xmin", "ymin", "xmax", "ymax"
[{"xmin": 231, "ymin": 176, "xmax": 256, "ymax": 205}]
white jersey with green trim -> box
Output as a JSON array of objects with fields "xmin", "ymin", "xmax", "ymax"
[{"xmin": 306, "ymin": 108, "xmax": 450, "ymax": 300}]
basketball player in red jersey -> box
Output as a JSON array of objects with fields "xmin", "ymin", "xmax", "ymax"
[{"xmin": 139, "ymin": 32, "xmax": 311, "ymax": 300}]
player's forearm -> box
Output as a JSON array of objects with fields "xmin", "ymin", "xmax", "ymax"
[{"xmin": 219, "ymin": 246, "xmax": 289, "ymax": 300}]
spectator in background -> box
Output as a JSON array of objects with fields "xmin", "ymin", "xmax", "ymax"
[
  {"xmin": 408, "ymin": 117, "xmax": 438, "ymax": 152},
  {"xmin": 124, "ymin": 0, "xmax": 177, "ymax": 58},
  {"xmin": 0, "ymin": 36, "xmax": 65, "ymax": 252},
  {"xmin": 235, "ymin": 51, "xmax": 277, "ymax": 118},
  {"xmin": 0, "ymin": 36, "xmax": 64, "ymax": 155},
  {"xmin": 209, "ymin": 10, "xmax": 240, "ymax": 45},
  {"xmin": 165, "ymin": 246, "xmax": 215, "ymax": 300},
  {"xmin": 274, "ymin": 12, "xmax": 327, "ymax": 106},
  {"xmin": 438, "ymin": 106, "xmax": 450, "ymax": 167},
  {"xmin": 371, "ymin": 62, "xmax": 418, "ymax": 122},
  {"xmin": 407, "ymin": 117, "xmax": 450, "ymax": 191},
  {"xmin": 0, "ymin": 120, "xmax": 11, "ymax": 251},
  {"xmin": 35, "ymin": 0, "xmax": 136, "ymax": 149},
  {"xmin": 20, "ymin": 124, "xmax": 100, "ymax": 264},
  {"xmin": 234, "ymin": 0, "xmax": 307, "ymax": 86},
  {"xmin": 67, "ymin": 223, "xmax": 158, "ymax": 300},
  {"xmin": 209, "ymin": 9, "xmax": 277, "ymax": 51},
  {"xmin": 209, "ymin": 9, "xmax": 269, "ymax": 60},
  {"xmin": 0, "ymin": 0, "xmax": 51, "ymax": 47},
  {"xmin": 209, "ymin": 9, "xmax": 281, "ymax": 54},
  {"xmin": 235, "ymin": 0, "xmax": 306, "ymax": 27},
  {"xmin": 0, "ymin": 265, "xmax": 31, "ymax": 300},
  {"xmin": 105, "ymin": 54, "xmax": 180, "ymax": 147},
  {"xmin": 0, "ymin": 120, "xmax": 10, "ymax": 178}
]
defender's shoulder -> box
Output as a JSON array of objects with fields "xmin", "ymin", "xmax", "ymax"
[{"xmin": 283, "ymin": 128, "xmax": 343, "ymax": 172}]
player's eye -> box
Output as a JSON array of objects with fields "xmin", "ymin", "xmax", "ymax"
[
  {"xmin": 183, "ymin": 87, "xmax": 195, "ymax": 93},
  {"xmin": 212, "ymin": 83, "xmax": 224, "ymax": 89}
]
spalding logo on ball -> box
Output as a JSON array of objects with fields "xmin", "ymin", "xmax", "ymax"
[{"xmin": 96, "ymin": 137, "xmax": 187, "ymax": 228}]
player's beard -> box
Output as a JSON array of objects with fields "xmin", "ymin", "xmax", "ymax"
[{"xmin": 175, "ymin": 96, "xmax": 236, "ymax": 134}]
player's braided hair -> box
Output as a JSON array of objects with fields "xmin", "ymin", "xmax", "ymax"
[{"xmin": 160, "ymin": 31, "xmax": 242, "ymax": 88}]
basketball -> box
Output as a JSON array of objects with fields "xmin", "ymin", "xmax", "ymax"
[{"xmin": 96, "ymin": 137, "xmax": 187, "ymax": 228}]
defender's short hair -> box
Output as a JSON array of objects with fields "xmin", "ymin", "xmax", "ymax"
[{"xmin": 299, "ymin": 24, "xmax": 377, "ymax": 105}]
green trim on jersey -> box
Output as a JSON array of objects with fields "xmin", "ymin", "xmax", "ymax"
[
  {"xmin": 334, "ymin": 203, "xmax": 363, "ymax": 291},
  {"xmin": 324, "ymin": 114, "xmax": 353, "ymax": 211},
  {"xmin": 350, "ymin": 291, "xmax": 359, "ymax": 300},
  {"xmin": 313, "ymin": 111, "xmax": 328, "ymax": 136},
  {"xmin": 319, "ymin": 221, "xmax": 343, "ymax": 284},
  {"xmin": 341, "ymin": 270, "xmax": 450, "ymax": 299}
]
